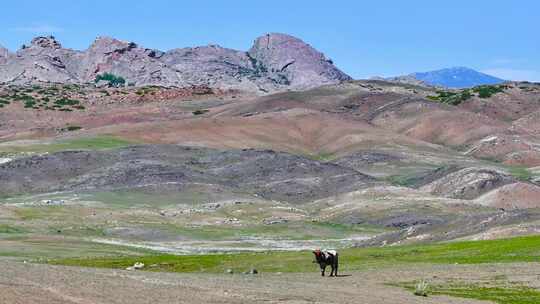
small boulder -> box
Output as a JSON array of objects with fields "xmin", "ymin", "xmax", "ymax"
[
  {"xmin": 263, "ymin": 217, "xmax": 288, "ymax": 225},
  {"xmin": 95, "ymin": 80, "xmax": 111, "ymax": 88},
  {"xmin": 126, "ymin": 262, "xmax": 145, "ymax": 270}
]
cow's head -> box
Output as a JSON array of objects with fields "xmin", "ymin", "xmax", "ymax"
[{"xmin": 312, "ymin": 249, "xmax": 324, "ymax": 264}]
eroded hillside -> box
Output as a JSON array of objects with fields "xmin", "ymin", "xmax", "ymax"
[{"xmin": 1, "ymin": 80, "xmax": 540, "ymax": 256}]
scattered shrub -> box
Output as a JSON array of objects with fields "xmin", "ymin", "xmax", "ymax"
[
  {"xmin": 192, "ymin": 109, "xmax": 209, "ymax": 115},
  {"xmin": 427, "ymin": 90, "xmax": 472, "ymax": 105},
  {"xmin": 473, "ymin": 85, "xmax": 505, "ymax": 98},
  {"xmin": 427, "ymin": 85, "xmax": 507, "ymax": 105},
  {"xmin": 65, "ymin": 125, "xmax": 82, "ymax": 132},
  {"xmin": 414, "ymin": 280, "xmax": 429, "ymax": 297},
  {"xmin": 136, "ymin": 86, "xmax": 159, "ymax": 96},
  {"xmin": 54, "ymin": 98, "xmax": 80, "ymax": 106},
  {"xmin": 24, "ymin": 100, "xmax": 37, "ymax": 108},
  {"xmin": 95, "ymin": 73, "xmax": 126, "ymax": 87}
]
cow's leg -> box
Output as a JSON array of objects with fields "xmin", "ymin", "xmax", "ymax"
[
  {"xmin": 329, "ymin": 265, "xmax": 335, "ymax": 277},
  {"xmin": 321, "ymin": 265, "xmax": 326, "ymax": 276},
  {"xmin": 334, "ymin": 262, "xmax": 338, "ymax": 277}
]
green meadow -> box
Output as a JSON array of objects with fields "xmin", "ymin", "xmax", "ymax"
[{"xmin": 51, "ymin": 235, "xmax": 540, "ymax": 273}]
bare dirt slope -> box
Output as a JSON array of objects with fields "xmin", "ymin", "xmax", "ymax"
[
  {"xmin": 0, "ymin": 145, "xmax": 375, "ymax": 203},
  {"xmin": 0, "ymin": 261, "xmax": 493, "ymax": 304},
  {"xmin": 3, "ymin": 81, "xmax": 540, "ymax": 166},
  {"xmin": 2, "ymin": 80, "xmax": 540, "ymax": 248}
]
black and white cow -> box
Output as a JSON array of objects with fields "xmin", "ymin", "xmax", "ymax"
[{"xmin": 312, "ymin": 249, "xmax": 338, "ymax": 277}]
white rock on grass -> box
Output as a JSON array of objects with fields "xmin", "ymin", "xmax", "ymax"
[
  {"xmin": 126, "ymin": 262, "xmax": 145, "ymax": 271},
  {"xmin": 0, "ymin": 158, "xmax": 12, "ymax": 164}
]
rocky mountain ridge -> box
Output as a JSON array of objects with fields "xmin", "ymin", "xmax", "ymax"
[{"xmin": 0, "ymin": 33, "xmax": 351, "ymax": 93}]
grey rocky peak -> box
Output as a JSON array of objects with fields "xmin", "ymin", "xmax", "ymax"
[
  {"xmin": 0, "ymin": 36, "xmax": 80, "ymax": 84},
  {"xmin": 89, "ymin": 36, "xmax": 136, "ymax": 53},
  {"xmin": 77, "ymin": 36, "xmax": 154, "ymax": 83},
  {"xmin": 0, "ymin": 33, "xmax": 351, "ymax": 92},
  {"xmin": 248, "ymin": 33, "xmax": 352, "ymax": 90},
  {"xmin": 30, "ymin": 36, "xmax": 62, "ymax": 49}
]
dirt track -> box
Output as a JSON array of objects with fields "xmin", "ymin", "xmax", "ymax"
[{"xmin": 0, "ymin": 261, "xmax": 506, "ymax": 304}]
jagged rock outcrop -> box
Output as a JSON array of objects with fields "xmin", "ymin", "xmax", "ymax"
[
  {"xmin": 161, "ymin": 45, "xmax": 260, "ymax": 91},
  {"xmin": 75, "ymin": 36, "xmax": 177, "ymax": 86},
  {"xmin": 0, "ymin": 36, "xmax": 81, "ymax": 84},
  {"xmin": 0, "ymin": 33, "xmax": 351, "ymax": 92},
  {"xmin": 0, "ymin": 45, "xmax": 8, "ymax": 65},
  {"xmin": 30, "ymin": 36, "xmax": 63, "ymax": 49},
  {"xmin": 248, "ymin": 33, "xmax": 352, "ymax": 90}
]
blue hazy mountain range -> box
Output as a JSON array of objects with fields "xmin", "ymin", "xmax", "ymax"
[{"xmin": 407, "ymin": 67, "xmax": 506, "ymax": 88}]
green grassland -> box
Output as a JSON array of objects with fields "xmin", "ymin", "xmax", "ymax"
[
  {"xmin": 0, "ymin": 135, "xmax": 135, "ymax": 155},
  {"xmin": 51, "ymin": 235, "xmax": 540, "ymax": 273},
  {"xmin": 3, "ymin": 203, "xmax": 382, "ymax": 242},
  {"xmin": 0, "ymin": 237, "xmax": 155, "ymax": 260},
  {"xmin": 401, "ymin": 281, "xmax": 540, "ymax": 304},
  {"xmin": 433, "ymin": 285, "xmax": 540, "ymax": 304}
]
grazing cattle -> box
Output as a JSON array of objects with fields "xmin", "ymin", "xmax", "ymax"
[{"xmin": 312, "ymin": 249, "xmax": 338, "ymax": 277}]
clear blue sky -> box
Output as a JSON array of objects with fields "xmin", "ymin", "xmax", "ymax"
[{"xmin": 1, "ymin": 0, "xmax": 538, "ymax": 81}]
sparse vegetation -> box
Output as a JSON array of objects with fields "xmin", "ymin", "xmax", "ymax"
[
  {"xmin": 62, "ymin": 125, "xmax": 82, "ymax": 132},
  {"xmin": 385, "ymin": 174, "xmax": 418, "ymax": 187},
  {"xmin": 0, "ymin": 224, "xmax": 26, "ymax": 234},
  {"xmin": 54, "ymin": 97, "xmax": 80, "ymax": 106},
  {"xmin": 401, "ymin": 281, "xmax": 540, "ymax": 304},
  {"xmin": 310, "ymin": 152, "xmax": 335, "ymax": 161},
  {"xmin": 508, "ymin": 166, "xmax": 532, "ymax": 182},
  {"xmin": 473, "ymin": 85, "xmax": 506, "ymax": 98},
  {"xmin": 192, "ymin": 109, "xmax": 209, "ymax": 115},
  {"xmin": 426, "ymin": 89, "xmax": 472, "ymax": 105},
  {"xmin": 135, "ymin": 86, "xmax": 160, "ymax": 96},
  {"xmin": 427, "ymin": 84, "xmax": 507, "ymax": 105},
  {"xmin": 0, "ymin": 85, "xmax": 87, "ymax": 111}
]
